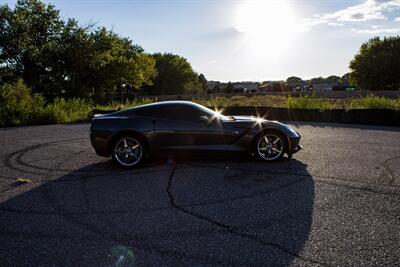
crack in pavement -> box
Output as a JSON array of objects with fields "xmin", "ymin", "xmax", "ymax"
[
  {"xmin": 33, "ymin": 160, "xmax": 238, "ymax": 266},
  {"xmin": 166, "ymin": 164, "xmax": 329, "ymax": 267},
  {"xmin": 381, "ymin": 155, "xmax": 400, "ymax": 185},
  {"xmin": 180, "ymin": 162, "xmax": 400, "ymax": 196}
]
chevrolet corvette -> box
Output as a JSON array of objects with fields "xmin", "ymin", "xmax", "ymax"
[{"xmin": 90, "ymin": 101, "xmax": 301, "ymax": 168}]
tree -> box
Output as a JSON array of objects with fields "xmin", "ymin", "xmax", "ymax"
[
  {"xmin": 309, "ymin": 77, "xmax": 326, "ymax": 85},
  {"xmin": 198, "ymin": 73, "xmax": 207, "ymax": 92},
  {"xmin": 0, "ymin": 0, "xmax": 63, "ymax": 88},
  {"xmin": 326, "ymin": 75, "xmax": 340, "ymax": 84},
  {"xmin": 225, "ymin": 82, "xmax": 234, "ymax": 93},
  {"xmin": 349, "ymin": 36, "xmax": 400, "ymax": 90},
  {"xmin": 286, "ymin": 76, "xmax": 303, "ymax": 88},
  {"xmin": 53, "ymin": 26, "xmax": 156, "ymax": 100},
  {"xmin": 340, "ymin": 73, "xmax": 351, "ymax": 87},
  {"xmin": 145, "ymin": 53, "xmax": 201, "ymax": 95},
  {"xmin": 0, "ymin": 0, "xmax": 157, "ymax": 101},
  {"xmin": 272, "ymin": 82, "xmax": 289, "ymax": 92},
  {"xmin": 212, "ymin": 85, "xmax": 220, "ymax": 93}
]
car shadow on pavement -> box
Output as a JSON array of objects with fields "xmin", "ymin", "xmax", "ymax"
[{"xmin": 0, "ymin": 154, "xmax": 316, "ymax": 266}]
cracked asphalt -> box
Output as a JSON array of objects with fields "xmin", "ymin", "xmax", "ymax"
[{"xmin": 0, "ymin": 122, "xmax": 399, "ymax": 267}]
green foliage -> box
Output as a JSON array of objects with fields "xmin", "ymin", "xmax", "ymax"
[
  {"xmin": 203, "ymin": 94, "xmax": 334, "ymax": 110},
  {"xmin": 145, "ymin": 53, "xmax": 202, "ymax": 95},
  {"xmin": 286, "ymin": 95, "xmax": 334, "ymax": 111},
  {"xmin": 198, "ymin": 95, "xmax": 287, "ymax": 108},
  {"xmin": 0, "ymin": 0, "xmax": 157, "ymax": 101},
  {"xmin": 198, "ymin": 94, "xmax": 400, "ymax": 111},
  {"xmin": 42, "ymin": 98, "xmax": 157, "ymax": 125},
  {"xmin": 309, "ymin": 77, "xmax": 326, "ymax": 85},
  {"xmin": 57, "ymin": 26, "xmax": 157, "ymax": 101},
  {"xmin": 1, "ymin": 81, "xmax": 399, "ymax": 127},
  {"xmin": 225, "ymin": 82, "xmax": 234, "ymax": 93},
  {"xmin": 0, "ymin": 80, "xmax": 45, "ymax": 126},
  {"xmin": 43, "ymin": 98, "xmax": 94, "ymax": 123},
  {"xmin": 349, "ymin": 36, "xmax": 400, "ymax": 90},
  {"xmin": 325, "ymin": 75, "xmax": 341, "ymax": 83},
  {"xmin": 286, "ymin": 76, "xmax": 303, "ymax": 87},
  {"xmin": 94, "ymin": 98, "xmax": 156, "ymax": 111},
  {"xmin": 0, "ymin": 0, "xmax": 63, "ymax": 86},
  {"xmin": 0, "ymin": 80, "xmax": 159, "ymax": 126},
  {"xmin": 348, "ymin": 95, "xmax": 400, "ymax": 110},
  {"xmin": 198, "ymin": 73, "xmax": 207, "ymax": 91}
]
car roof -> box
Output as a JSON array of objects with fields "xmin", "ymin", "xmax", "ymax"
[{"xmin": 131, "ymin": 100, "xmax": 200, "ymax": 110}]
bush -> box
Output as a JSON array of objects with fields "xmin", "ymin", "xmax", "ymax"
[
  {"xmin": 0, "ymin": 81, "xmax": 398, "ymax": 128},
  {"xmin": 97, "ymin": 98, "xmax": 156, "ymax": 111},
  {"xmin": 348, "ymin": 95, "xmax": 400, "ymax": 110},
  {"xmin": 197, "ymin": 95, "xmax": 287, "ymax": 107},
  {"xmin": 0, "ymin": 80, "xmax": 45, "ymax": 127},
  {"xmin": 286, "ymin": 95, "xmax": 335, "ymax": 111},
  {"xmin": 0, "ymin": 81, "xmax": 158, "ymax": 127},
  {"xmin": 43, "ymin": 98, "xmax": 94, "ymax": 124}
]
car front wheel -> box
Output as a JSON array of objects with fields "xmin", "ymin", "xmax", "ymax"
[
  {"xmin": 254, "ymin": 132, "xmax": 286, "ymax": 161},
  {"xmin": 111, "ymin": 136, "xmax": 145, "ymax": 168}
]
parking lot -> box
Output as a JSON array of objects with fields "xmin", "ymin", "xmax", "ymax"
[{"xmin": 0, "ymin": 122, "xmax": 399, "ymax": 266}]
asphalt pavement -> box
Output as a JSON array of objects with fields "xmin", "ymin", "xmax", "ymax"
[{"xmin": 0, "ymin": 122, "xmax": 399, "ymax": 266}]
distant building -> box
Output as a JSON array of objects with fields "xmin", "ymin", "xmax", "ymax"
[
  {"xmin": 259, "ymin": 82, "xmax": 289, "ymax": 92},
  {"xmin": 312, "ymin": 83, "xmax": 336, "ymax": 91},
  {"xmin": 286, "ymin": 76, "xmax": 309, "ymax": 92},
  {"xmin": 207, "ymin": 81, "xmax": 227, "ymax": 93},
  {"xmin": 207, "ymin": 81, "xmax": 258, "ymax": 93},
  {"xmin": 232, "ymin": 82, "xmax": 259, "ymax": 93},
  {"xmin": 287, "ymin": 80, "xmax": 309, "ymax": 92}
]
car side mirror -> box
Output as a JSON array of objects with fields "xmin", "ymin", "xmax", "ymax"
[{"xmin": 199, "ymin": 115, "xmax": 211, "ymax": 126}]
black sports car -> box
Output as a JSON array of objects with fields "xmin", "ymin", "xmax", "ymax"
[{"xmin": 90, "ymin": 101, "xmax": 301, "ymax": 168}]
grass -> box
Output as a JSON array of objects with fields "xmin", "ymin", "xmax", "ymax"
[
  {"xmin": 348, "ymin": 95, "xmax": 400, "ymax": 110},
  {"xmin": 195, "ymin": 94, "xmax": 400, "ymax": 111},
  {"xmin": 0, "ymin": 81, "xmax": 156, "ymax": 127},
  {"xmin": 41, "ymin": 98, "xmax": 156, "ymax": 124},
  {"xmin": 0, "ymin": 81, "xmax": 398, "ymax": 127}
]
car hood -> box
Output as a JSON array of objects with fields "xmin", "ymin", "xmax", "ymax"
[
  {"xmin": 230, "ymin": 115, "xmax": 278, "ymax": 125},
  {"xmin": 225, "ymin": 115, "xmax": 279, "ymax": 127},
  {"xmin": 226, "ymin": 115, "xmax": 299, "ymax": 137}
]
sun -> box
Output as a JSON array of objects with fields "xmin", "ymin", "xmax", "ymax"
[{"xmin": 235, "ymin": 0, "xmax": 298, "ymax": 59}]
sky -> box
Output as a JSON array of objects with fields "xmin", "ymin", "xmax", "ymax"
[{"xmin": 3, "ymin": 0, "xmax": 400, "ymax": 81}]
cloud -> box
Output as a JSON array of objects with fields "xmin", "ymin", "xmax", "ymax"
[
  {"xmin": 327, "ymin": 22, "xmax": 344, "ymax": 27},
  {"xmin": 395, "ymin": 16, "xmax": 400, "ymax": 21},
  {"xmin": 351, "ymin": 26, "xmax": 400, "ymax": 34},
  {"xmin": 302, "ymin": 0, "xmax": 400, "ymax": 31}
]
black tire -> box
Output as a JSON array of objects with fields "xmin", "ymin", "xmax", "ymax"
[
  {"xmin": 253, "ymin": 131, "xmax": 287, "ymax": 162},
  {"xmin": 111, "ymin": 135, "xmax": 146, "ymax": 169}
]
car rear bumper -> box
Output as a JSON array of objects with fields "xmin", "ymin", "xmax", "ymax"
[{"xmin": 90, "ymin": 129, "xmax": 108, "ymax": 157}]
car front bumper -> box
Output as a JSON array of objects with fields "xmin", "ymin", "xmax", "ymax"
[{"xmin": 288, "ymin": 131, "xmax": 302, "ymax": 155}]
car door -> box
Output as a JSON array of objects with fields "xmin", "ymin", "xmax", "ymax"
[{"xmin": 151, "ymin": 104, "xmax": 236, "ymax": 150}]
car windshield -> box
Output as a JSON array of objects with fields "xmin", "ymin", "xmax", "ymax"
[{"xmin": 194, "ymin": 103, "xmax": 231, "ymax": 121}]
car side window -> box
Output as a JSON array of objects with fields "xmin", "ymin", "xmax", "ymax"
[
  {"xmin": 167, "ymin": 106, "xmax": 203, "ymax": 121},
  {"xmin": 135, "ymin": 105, "xmax": 204, "ymax": 122}
]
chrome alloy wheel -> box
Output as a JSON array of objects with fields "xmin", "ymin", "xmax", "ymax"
[
  {"xmin": 257, "ymin": 133, "xmax": 284, "ymax": 161},
  {"xmin": 113, "ymin": 137, "xmax": 143, "ymax": 167}
]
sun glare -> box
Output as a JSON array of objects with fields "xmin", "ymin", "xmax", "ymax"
[{"xmin": 235, "ymin": 0, "xmax": 298, "ymax": 58}]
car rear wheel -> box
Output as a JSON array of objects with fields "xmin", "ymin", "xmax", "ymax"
[
  {"xmin": 111, "ymin": 136, "xmax": 144, "ymax": 168},
  {"xmin": 255, "ymin": 132, "xmax": 286, "ymax": 161}
]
